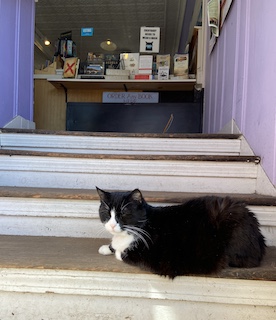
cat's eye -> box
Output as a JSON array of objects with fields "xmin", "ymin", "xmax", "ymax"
[{"xmin": 121, "ymin": 207, "xmax": 131, "ymax": 216}]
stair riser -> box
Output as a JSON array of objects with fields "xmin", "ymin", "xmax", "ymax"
[
  {"xmin": 0, "ymin": 155, "xmax": 258, "ymax": 193},
  {"xmin": 0, "ymin": 133, "xmax": 241, "ymax": 155},
  {"xmin": 0, "ymin": 269, "xmax": 275, "ymax": 320},
  {"xmin": 1, "ymin": 198, "xmax": 275, "ymax": 245}
]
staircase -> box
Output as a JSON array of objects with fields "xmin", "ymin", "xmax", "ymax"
[{"xmin": 0, "ymin": 128, "xmax": 275, "ymax": 320}]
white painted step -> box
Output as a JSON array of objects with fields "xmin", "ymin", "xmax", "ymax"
[
  {"xmin": 0, "ymin": 130, "xmax": 243, "ymax": 155},
  {"xmin": 0, "ymin": 195, "xmax": 275, "ymax": 246},
  {"xmin": 0, "ymin": 236, "xmax": 275, "ymax": 320},
  {"xmin": 0, "ymin": 150, "xmax": 262, "ymax": 194},
  {"xmin": 1, "ymin": 268, "xmax": 275, "ymax": 320}
]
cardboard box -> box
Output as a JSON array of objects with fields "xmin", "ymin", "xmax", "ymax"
[{"xmin": 35, "ymin": 62, "xmax": 57, "ymax": 75}]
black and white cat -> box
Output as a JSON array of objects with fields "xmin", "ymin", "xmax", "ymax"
[{"xmin": 97, "ymin": 187, "xmax": 266, "ymax": 279}]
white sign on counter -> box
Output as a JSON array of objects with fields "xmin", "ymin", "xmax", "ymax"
[{"xmin": 103, "ymin": 92, "xmax": 159, "ymax": 103}]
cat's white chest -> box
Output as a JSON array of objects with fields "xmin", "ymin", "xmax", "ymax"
[{"xmin": 112, "ymin": 232, "xmax": 134, "ymax": 260}]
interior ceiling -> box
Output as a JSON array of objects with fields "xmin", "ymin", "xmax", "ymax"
[{"xmin": 35, "ymin": 0, "xmax": 201, "ymax": 62}]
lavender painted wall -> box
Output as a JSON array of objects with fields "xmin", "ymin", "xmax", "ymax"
[
  {"xmin": 204, "ymin": 0, "xmax": 276, "ymax": 187},
  {"xmin": 0, "ymin": 0, "xmax": 35, "ymax": 127}
]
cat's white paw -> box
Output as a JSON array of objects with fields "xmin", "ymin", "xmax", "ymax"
[
  {"xmin": 98, "ymin": 245, "xmax": 113, "ymax": 255},
  {"xmin": 115, "ymin": 250, "xmax": 123, "ymax": 261}
]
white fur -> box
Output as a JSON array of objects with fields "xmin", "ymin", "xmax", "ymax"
[
  {"xmin": 112, "ymin": 232, "xmax": 135, "ymax": 261},
  {"xmin": 99, "ymin": 210, "xmax": 135, "ymax": 261},
  {"xmin": 104, "ymin": 210, "xmax": 122, "ymax": 234},
  {"xmin": 98, "ymin": 244, "xmax": 113, "ymax": 255}
]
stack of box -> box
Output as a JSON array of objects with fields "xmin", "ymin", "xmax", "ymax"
[{"xmin": 105, "ymin": 69, "xmax": 130, "ymax": 80}]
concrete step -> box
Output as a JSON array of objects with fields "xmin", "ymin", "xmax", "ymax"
[
  {"xmin": 0, "ymin": 187, "xmax": 275, "ymax": 246},
  {"xmin": 0, "ymin": 235, "xmax": 275, "ymax": 320},
  {"xmin": 0, "ymin": 128, "xmax": 244, "ymax": 155},
  {"xmin": 0, "ymin": 149, "xmax": 266, "ymax": 194}
]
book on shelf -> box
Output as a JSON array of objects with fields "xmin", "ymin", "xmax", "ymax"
[
  {"xmin": 120, "ymin": 53, "xmax": 139, "ymax": 79},
  {"xmin": 104, "ymin": 54, "xmax": 120, "ymax": 73},
  {"xmin": 158, "ymin": 66, "xmax": 169, "ymax": 80},
  {"xmin": 173, "ymin": 53, "xmax": 189, "ymax": 79},
  {"xmin": 55, "ymin": 39, "xmax": 76, "ymax": 58},
  {"xmin": 156, "ymin": 54, "xmax": 170, "ymax": 79},
  {"xmin": 138, "ymin": 55, "xmax": 153, "ymax": 75},
  {"xmin": 134, "ymin": 74, "xmax": 154, "ymax": 80},
  {"xmin": 156, "ymin": 54, "xmax": 170, "ymax": 68}
]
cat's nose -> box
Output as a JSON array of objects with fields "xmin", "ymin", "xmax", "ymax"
[{"xmin": 110, "ymin": 222, "xmax": 117, "ymax": 229}]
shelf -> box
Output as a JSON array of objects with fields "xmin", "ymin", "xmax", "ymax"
[{"xmin": 47, "ymin": 78, "xmax": 196, "ymax": 91}]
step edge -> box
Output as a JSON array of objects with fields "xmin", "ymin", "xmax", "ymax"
[
  {"xmin": 0, "ymin": 149, "xmax": 261, "ymax": 163},
  {"xmin": 1, "ymin": 187, "xmax": 276, "ymax": 205},
  {"xmin": 0, "ymin": 265, "xmax": 275, "ymax": 305},
  {"xmin": 0, "ymin": 128, "xmax": 242, "ymax": 140}
]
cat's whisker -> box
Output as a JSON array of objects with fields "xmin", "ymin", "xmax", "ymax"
[
  {"xmin": 94, "ymin": 225, "xmax": 108, "ymax": 238},
  {"xmin": 127, "ymin": 229, "xmax": 150, "ymax": 249},
  {"xmin": 124, "ymin": 225, "xmax": 152, "ymax": 249},
  {"xmin": 129, "ymin": 226, "xmax": 152, "ymax": 241}
]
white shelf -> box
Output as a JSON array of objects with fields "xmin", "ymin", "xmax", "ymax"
[{"xmin": 46, "ymin": 78, "xmax": 196, "ymax": 91}]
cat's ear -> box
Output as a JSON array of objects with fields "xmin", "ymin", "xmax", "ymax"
[
  {"xmin": 130, "ymin": 189, "xmax": 143, "ymax": 202},
  {"xmin": 96, "ymin": 187, "xmax": 108, "ymax": 201}
]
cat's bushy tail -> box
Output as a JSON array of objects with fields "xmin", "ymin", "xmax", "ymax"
[{"xmin": 208, "ymin": 196, "xmax": 266, "ymax": 268}]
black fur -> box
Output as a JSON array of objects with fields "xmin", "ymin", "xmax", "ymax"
[{"xmin": 97, "ymin": 188, "xmax": 266, "ymax": 279}]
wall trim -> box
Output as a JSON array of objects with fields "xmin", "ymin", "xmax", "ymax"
[
  {"xmin": 219, "ymin": 119, "xmax": 276, "ymax": 193},
  {"xmin": 3, "ymin": 116, "xmax": 35, "ymax": 129}
]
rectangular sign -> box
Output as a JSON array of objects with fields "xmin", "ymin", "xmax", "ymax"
[
  {"xmin": 81, "ymin": 27, "xmax": 94, "ymax": 36},
  {"xmin": 140, "ymin": 27, "xmax": 160, "ymax": 53},
  {"xmin": 102, "ymin": 92, "xmax": 159, "ymax": 104}
]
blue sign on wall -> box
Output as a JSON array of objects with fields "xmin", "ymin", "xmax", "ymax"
[{"xmin": 81, "ymin": 28, "xmax": 94, "ymax": 36}]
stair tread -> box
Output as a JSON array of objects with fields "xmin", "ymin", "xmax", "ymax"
[
  {"xmin": 1, "ymin": 186, "xmax": 276, "ymax": 206},
  {"xmin": 0, "ymin": 149, "xmax": 260, "ymax": 162},
  {"xmin": 0, "ymin": 128, "xmax": 242, "ymax": 139},
  {"xmin": 0, "ymin": 235, "xmax": 274, "ymax": 281}
]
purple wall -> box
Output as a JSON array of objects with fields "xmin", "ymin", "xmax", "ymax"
[
  {"xmin": 0, "ymin": 0, "xmax": 35, "ymax": 127},
  {"xmin": 204, "ymin": 0, "xmax": 276, "ymax": 187}
]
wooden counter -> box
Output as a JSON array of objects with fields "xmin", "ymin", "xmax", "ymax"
[{"xmin": 34, "ymin": 76, "xmax": 196, "ymax": 131}]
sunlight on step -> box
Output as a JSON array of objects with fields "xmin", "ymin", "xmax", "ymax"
[{"xmin": 152, "ymin": 305, "xmax": 178, "ymax": 320}]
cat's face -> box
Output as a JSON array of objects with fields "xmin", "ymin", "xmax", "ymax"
[{"xmin": 96, "ymin": 188, "xmax": 147, "ymax": 235}]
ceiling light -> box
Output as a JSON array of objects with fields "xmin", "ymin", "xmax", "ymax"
[
  {"xmin": 44, "ymin": 39, "xmax": 51, "ymax": 46},
  {"xmin": 100, "ymin": 39, "xmax": 117, "ymax": 51}
]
